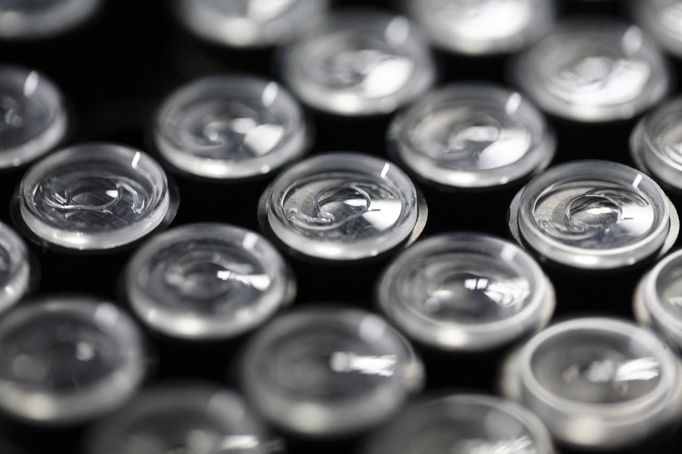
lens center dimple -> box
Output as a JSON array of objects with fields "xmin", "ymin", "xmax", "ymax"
[{"xmin": 566, "ymin": 191, "xmax": 623, "ymax": 231}]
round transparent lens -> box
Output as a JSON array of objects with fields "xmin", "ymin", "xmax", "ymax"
[
  {"xmin": 154, "ymin": 75, "xmax": 310, "ymax": 180},
  {"xmin": 502, "ymin": 318, "xmax": 682, "ymax": 449},
  {"xmin": 404, "ymin": 0, "xmax": 555, "ymax": 55},
  {"xmin": 0, "ymin": 0, "xmax": 101, "ymax": 39},
  {"xmin": 280, "ymin": 9, "xmax": 436, "ymax": 116},
  {"xmin": 175, "ymin": 0, "xmax": 329, "ymax": 48},
  {"xmin": 509, "ymin": 160, "xmax": 678, "ymax": 269},
  {"xmin": 633, "ymin": 0, "xmax": 682, "ymax": 57},
  {"xmin": 388, "ymin": 83, "xmax": 555, "ymax": 189},
  {"xmin": 362, "ymin": 394, "xmax": 555, "ymax": 454},
  {"xmin": 0, "ymin": 65, "xmax": 67, "ymax": 168},
  {"xmin": 0, "ymin": 296, "xmax": 146, "ymax": 424},
  {"xmin": 512, "ymin": 19, "xmax": 670, "ymax": 122},
  {"xmin": 126, "ymin": 223, "xmax": 295, "ymax": 340},
  {"xmin": 631, "ymin": 96, "xmax": 682, "ymax": 192},
  {"xmin": 19, "ymin": 143, "xmax": 171, "ymax": 251},
  {"xmin": 378, "ymin": 233, "xmax": 554, "ymax": 351},
  {"xmin": 86, "ymin": 385, "xmax": 276, "ymax": 454},
  {"xmin": 0, "ymin": 222, "xmax": 31, "ymax": 314},
  {"xmin": 261, "ymin": 152, "xmax": 423, "ymax": 261},
  {"xmin": 241, "ymin": 306, "xmax": 424, "ymax": 437}
]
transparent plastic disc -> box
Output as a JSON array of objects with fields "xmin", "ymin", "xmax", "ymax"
[
  {"xmin": 362, "ymin": 394, "xmax": 555, "ymax": 454},
  {"xmin": 0, "ymin": 0, "xmax": 101, "ymax": 39},
  {"xmin": 154, "ymin": 75, "xmax": 310, "ymax": 180},
  {"xmin": 512, "ymin": 19, "xmax": 670, "ymax": 122},
  {"xmin": 262, "ymin": 152, "xmax": 422, "ymax": 261},
  {"xmin": 388, "ymin": 83, "xmax": 555, "ymax": 189},
  {"xmin": 241, "ymin": 306, "xmax": 424, "ymax": 437},
  {"xmin": 86, "ymin": 385, "xmax": 277, "ymax": 454},
  {"xmin": 633, "ymin": 0, "xmax": 682, "ymax": 57},
  {"xmin": 510, "ymin": 160, "xmax": 678, "ymax": 269},
  {"xmin": 19, "ymin": 143, "xmax": 171, "ymax": 251},
  {"xmin": 0, "ymin": 296, "xmax": 146, "ymax": 424},
  {"xmin": 631, "ymin": 96, "xmax": 682, "ymax": 192},
  {"xmin": 0, "ymin": 65, "xmax": 67, "ymax": 168},
  {"xmin": 404, "ymin": 0, "xmax": 556, "ymax": 55},
  {"xmin": 502, "ymin": 318, "xmax": 682, "ymax": 448},
  {"xmin": 378, "ymin": 233, "xmax": 554, "ymax": 351},
  {"xmin": 175, "ymin": 0, "xmax": 329, "ymax": 48},
  {"xmin": 126, "ymin": 223, "xmax": 295, "ymax": 340},
  {"xmin": 0, "ymin": 222, "xmax": 30, "ymax": 314},
  {"xmin": 280, "ymin": 9, "xmax": 436, "ymax": 116}
]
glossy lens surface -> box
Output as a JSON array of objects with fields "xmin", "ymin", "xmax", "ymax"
[
  {"xmin": 0, "ymin": 0, "xmax": 101, "ymax": 39},
  {"xmin": 0, "ymin": 222, "xmax": 31, "ymax": 313}
]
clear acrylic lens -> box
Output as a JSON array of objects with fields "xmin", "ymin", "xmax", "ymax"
[
  {"xmin": 19, "ymin": 143, "xmax": 171, "ymax": 251},
  {"xmin": 362, "ymin": 394, "xmax": 555, "ymax": 454},
  {"xmin": 0, "ymin": 222, "xmax": 31, "ymax": 314},
  {"xmin": 241, "ymin": 307, "xmax": 424, "ymax": 437},
  {"xmin": 378, "ymin": 233, "xmax": 554, "ymax": 351},
  {"xmin": 86, "ymin": 385, "xmax": 277, "ymax": 454},
  {"xmin": 631, "ymin": 96, "xmax": 682, "ymax": 192},
  {"xmin": 175, "ymin": 0, "xmax": 329, "ymax": 48},
  {"xmin": 633, "ymin": 0, "xmax": 682, "ymax": 57},
  {"xmin": 0, "ymin": 0, "xmax": 101, "ymax": 39},
  {"xmin": 512, "ymin": 19, "xmax": 670, "ymax": 122},
  {"xmin": 0, "ymin": 65, "xmax": 67, "ymax": 168},
  {"xmin": 261, "ymin": 152, "xmax": 423, "ymax": 261},
  {"xmin": 154, "ymin": 75, "xmax": 310, "ymax": 180},
  {"xmin": 510, "ymin": 160, "xmax": 678, "ymax": 269},
  {"xmin": 388, "ymin": 83, "xmax": 555, "ymax": 189},
  {"xmin": 405, "ymin": 0, "xmax": 555, "ymax": 55},
  {"xmin": 502, "ymin": 318, "xmax": 682, "ymax": 449},
  {"xmin": 126, "ymin": 223, "xmax": 295, "ymax": 340},
  {"xmin": 280, "ymin": 9, "xmax": 436, "ymax": 116},
  {"xmin": 0, "ymin": 296, "xmax": 146, "ymax": 424}
]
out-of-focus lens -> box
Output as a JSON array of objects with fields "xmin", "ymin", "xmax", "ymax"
[
  {"xmin": 154, "ymin": 75, "xmax": 310, "ymax": 180},
  {"xmin": 0, "ymin": 222, "xmax": 31, "ymax": 314},
  {"xmin": 0, "ymin": 0, "xmax": 101, "ymax": 39},
  {"xmin": 280, "ymin": 9, "xmax": 436, "ymax": 116},
  {"xmin": 388, "ymin": 83, "xmax": 555, "ymax": 190},
  {"xmin": 241, "ymin": 306, "xmax": 424, "ymax": 437},
  {"xmin": 378, "ymin": 233, "xmax": 555, "ymax": 351},
  {"xmin": 511, "ymin": 19, "xmax": 670, "ymax": 122},
  {"xmin": 633, "ymin": 0, "xmax": 682, "ymax": 57},
  {"xmin": 126, "ymin": 223, "xmax": 295, "ymax": 340}
]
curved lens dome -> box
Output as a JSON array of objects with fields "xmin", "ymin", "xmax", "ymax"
[
  {"xmin": 175, "ymin": 0, "xmax": 329, "ymax": 48},
  {"xmin": 502, "ymin": 318, "xmax": 682, "ymax": 449},
  {"xmin": 0, "ymin": 296, "xmax": 146, "ymax": 424},
  {"xmin": 19, "ymin": 143, "xmax": 172, "ymax": 251},
  {"xmin": 241, "ymin": 306, "xmax": 424, "ymax": 436},
  {"xmin": 509, "ymin": 160, "xmax": 678, "ymax": 269},
  {"xmin": 631, "ymin": 96, "xmax": 682, "ymax": 192},
  {"xmin": 388, "ymin": 84, "xmax": 555, "ymax": 189},
  {"xmin": 261, "ymin": 152, "xmax": 424, "ymax": 261},
  {"xmin": 0, "ymin": 0, "xmax": 101, "ymax": 39},
  {"xmin": 281, "ymin": 9, "xmax": 436, "ymax": 116},
  {"xmin": 635, "ymin": 249, "xmax": 682, "ymax": 351},
  {"xmin": 86, "ymin": 385, "xmax": 276, "ymax": 454},
  {"xmin": 154, "ymin": 75, "xmax": 310, "ymax": 180},
  {"xmin": 512, "ymin": 19, "xmax": 670, "ymax": 122},
  {"xmin": 378, "ymin": 233, "xmax": 554, "ymax": 351},
  {"xmin": 362, "ymin": 394, "xmax": 555, "ymax": 454},
  {"xmin": 126, "ymin": 223, "xmax": 295, "ymax": 340},
  {"xmin": 405, "ymin": 0, "xmax": 555, "ymax": 55},
  {"xmin": 0, "ymin": 65, "xmax": 67, "ymax": 168},
  {"xmin": 0, "ymin": 222, "xmax": 31, "ymax": 314},
  {"xmin": 634, "ymin": 0, "xmax": 682, "ymax": 57}
]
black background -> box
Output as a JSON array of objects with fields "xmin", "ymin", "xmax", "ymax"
[{"xmin": 1, "ymin": 0, "xmax": 682, "ymax": 453}]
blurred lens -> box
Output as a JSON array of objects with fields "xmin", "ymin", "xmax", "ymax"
[
  {"xmin": 0, "ymin": 296, "xmax": 146, "ymax": 424},
  {"xmin": 280, "ymin": 9, "xmax": 436, "ymax": 116},
  {"xmin": 241, "ymin": 306, "xmax": 424, "ymax": 437},
  {"xmin": 19, "ymin": 143, "xmax": 172, "ymax": 251},
  {"xmin": 0, "ymin": 65, "xmax": 67, "ymax": 168},
  {"xmin": 633, "ymin": 0, "xmax": 682, "ymax": 57},
  {"xmin": 259, "ymin": 152, "xmax": 425, "ymax": 261},
  {"xmin": 512, "ymin": 19, "xmax": 670, "ymax": 122},
  {"xmin": 126, "ymin": 223, "xmax": 295, "ymax": 340},
  {"xmin": 502, "ymin": 317, "xmax": 682, "ymax": 449},
  {"xmin": 0, "ymin": 221, "xmax": 31, "ymax": 314},
  {"xmin": 378, "ymin": 233, "xmax": 554, "ymax": 351},
  {"xmin": 508, "ymin": 160, "xmax": 679, "ymax": 269},
  {"xmin": 388, "ymin": 83, "xmax": 555, "ymax": 190},
  {"xmin": 0, "ymin": 0, "xmax": 101, "ymax": 39}
]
